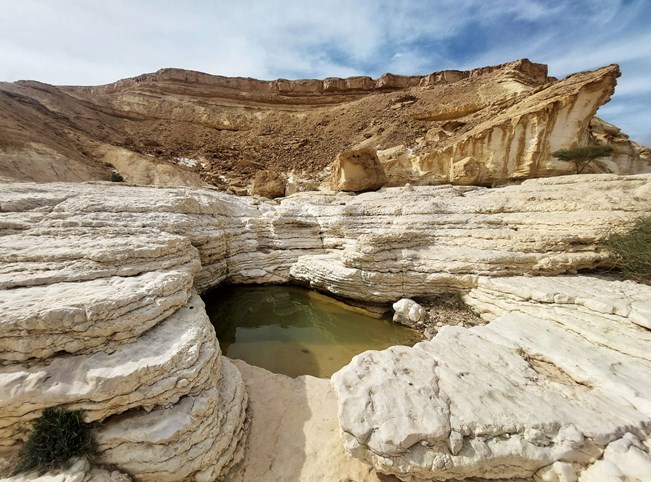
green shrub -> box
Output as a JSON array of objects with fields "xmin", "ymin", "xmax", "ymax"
[
  {"xmin": 607, "ymin": 216, "xmax": 651, "ymax": 283},
  {"xmin": 552, "ymin": 145, "xmax": 614, "ymax": 174},
  {"xmin": 13, "ymin": 407, "xmax": 96, "ymax": 475}
]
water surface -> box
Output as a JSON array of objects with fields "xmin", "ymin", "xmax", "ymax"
[{"xmin": 203, "ymin": 285, "xmax": 421, "ymax": 378}]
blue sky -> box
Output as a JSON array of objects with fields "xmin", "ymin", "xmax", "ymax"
[{"xmin": 1, "ymin": 0, "xmax": 649, "ymax": 144}]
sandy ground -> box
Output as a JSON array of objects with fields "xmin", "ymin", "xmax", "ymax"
[{"xmin": 224, "ymin": 359, "xmax": 395, "ymax": 482}]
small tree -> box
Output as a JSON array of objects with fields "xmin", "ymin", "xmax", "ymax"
[{"xmin": 552, "ymin": 145, "xmax": 614, "ymax": 174}]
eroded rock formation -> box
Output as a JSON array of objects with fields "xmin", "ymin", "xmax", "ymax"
[
  {"xmin": 1, "ymin": 173, "xmax": 650, "ymax": 480},
  {"xmin": 328, "ymin": 145, "xmax": 388, "ymax": 192},
  {"xmin": 1, "ymin": 60, "xmax": 648, "ymax": 190},
  {"xmin": 333, "ymin": 275, "xmax": 651, "ymax": 480},
  {"xmin": 290, "ymin": 174, "xmax": 651, "ymax": 302},
  {"xmin": 0, "ymin": 190, "xmax": 249, "ymax": 480}
]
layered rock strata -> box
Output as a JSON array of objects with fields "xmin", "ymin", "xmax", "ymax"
[
  {"xmin": 1, "ymin": 173, "xmax": 651, "ymax": 480},
  {"xmin": 332, "ymin": 275, "xmax": 651, "ymax": 480},
  {"xmin": 405, "ymin": 64, "xmax": 628, "ymax": 185},
  {"xmin": 0, "ymin": 191, "xmax": 248, "ymax": 480},
  {"xmin": 2, "ymin": 175, "xmax": 650, "ymax": 304},
  {"xmin": 1, "ymin": 59, "xmax": 648, "ymax": 189},
  {"xmin": 290, "ymin": 174, "xmax": 651, "ymax": 302}
]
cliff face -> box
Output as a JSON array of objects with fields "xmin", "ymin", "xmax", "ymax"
[
  {"xmin": 0, "ymin": 60, "xmax": 648, "ymax": 190},
  {"xmin": 412, "ymin": 64, "xmax": 623, "ymax": 184}
]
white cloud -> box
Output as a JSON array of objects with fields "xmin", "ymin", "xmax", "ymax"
[{"xmin": 0, "ymin": 0, "xmax": 648, "ymax": 143}]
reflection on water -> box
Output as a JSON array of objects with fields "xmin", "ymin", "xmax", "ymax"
[{"xmin": 203, "ymin": 285, "xmax": 422, "ymax": 378}]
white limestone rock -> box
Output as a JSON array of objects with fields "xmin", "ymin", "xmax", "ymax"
[
  {"xmin": 2, "ymin": 175, "xmax": 651, "ymax": 481},
  {"xmin": 578, "ymin": 433, "xmax": 651, "ymax": 482},
  {"xmin": 3, "ymin": 175, "xmax": 650, "ymax": 302},
  {"xmin": 97, "ymin": 358, "xmax": 247, "ymax": 482},
  {"xmin": 0, "ymin": 293, "xmax": 218, "ymax": 445},
  {"xmin": 534, "ymin": 461, "xmax": 577, "ymax": 482},
  {"xmin": 0, "ymin": 262, "xmax": 198, "ymax": 362},
  {"xmin": 291, "ymin": 174, "xmax": 651, "ymax": 303},
  {"xmin": 332, "ymin": 276, "xmax": 651, "ymax": 480},
  {"xmin": 0, "ymin": 230, "xmax": 199, "ymax": 289},
  {"xmin": 1, "ymin": 458, "xmax": 132, "ymax": 482},
  {"xmin": 393, "ymin": 298, "xmax": 427, "ymax": 328},
  {"xmin": 0, "ymin": 182, "xmax": 262, "ymax": 293}
]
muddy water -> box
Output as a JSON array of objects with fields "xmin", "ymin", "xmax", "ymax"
[{"xmin": 203, "ymin": 285, "xmax": 422, "ymax": 378}]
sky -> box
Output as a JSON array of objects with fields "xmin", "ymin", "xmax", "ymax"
[{"xmin": 1, "ymin": 0, "xmax": 649, "ymax": 145}]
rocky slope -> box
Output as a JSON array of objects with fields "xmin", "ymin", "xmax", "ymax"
[
  {"xmin": 0, "ymin": 60, "xmax": 648, "ymax": 191},
  {"xmin": 1, "ymin": 174, "xmax": 650, "ymax": 480}
]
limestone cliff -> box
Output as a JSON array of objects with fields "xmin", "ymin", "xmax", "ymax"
[
  {"xmin": 1, "ymin": 174, "xmax": 650, "ymax": 480},
  {"xmin": 0, "ymin": 60, "xmax": 648, "ymax": 191}
]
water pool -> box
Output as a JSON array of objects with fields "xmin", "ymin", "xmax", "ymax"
[{"xmin": 203, "ymin": 285, "xmax": 421, "ymax": 378}]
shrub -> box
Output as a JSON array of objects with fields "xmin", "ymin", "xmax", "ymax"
[
  {"xmin": 606, "ymin": 216, "xmax": 651, "ymax": 283},
  {"xmin": 109, "ymin": 170, "xmax": 125, "ymax": 182},
  {"xmin": 13, "ymin": 407, "xmax": 96, "ymax": 475},
  {"xmin": 552, "ymin": 145, "xmax": 614, "ymax": 174}
]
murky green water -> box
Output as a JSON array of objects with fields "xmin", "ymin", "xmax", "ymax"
[{"xmin": 203, "ymin": 285, "xmax": 422, "ymax": 378}]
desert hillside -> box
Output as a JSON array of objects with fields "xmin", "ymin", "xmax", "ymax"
[{"xmin": 1, "ymin": 59, "xmax": 648, "ymax": 192}]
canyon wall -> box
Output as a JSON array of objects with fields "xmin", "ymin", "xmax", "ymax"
[
  {"xmin": 1, "ymin": 60, "xmax": 648, "ymax": 191},
  {"xmin": 0, "ymin": 187, "xmax": 251, "ymax": 480},
  {"xmin": 1, "ymin": 173, "xmax": 650, "ymax": 479}
]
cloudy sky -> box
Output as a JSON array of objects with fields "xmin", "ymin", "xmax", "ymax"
[{"xmin": 1, "ymin": 0, "xmax": 649, "ymax": 144}]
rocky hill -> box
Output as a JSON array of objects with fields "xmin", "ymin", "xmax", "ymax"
[{"xmin": 1, "ymin": 59, "xmax": 648, "ymax": 192}]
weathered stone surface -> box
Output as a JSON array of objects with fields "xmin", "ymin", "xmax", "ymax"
[
  {"xmin": 410, "ymin": 65, "xmax": 626, "ymax": 185},
  {"xmin": 97, "ymin": 358, "xmax": 247, "ymax": 482},
  {"xmin": 291, "ymin": 174, "xmax": 651, "ymax": 302},
  {"xmin": 0, "ymin": 182, "xmax": 259, "ymax": 292},
  {"xmin": 2, "ymin": 174, "xmax": 651, "ymax": 481},
  {"xmin": 0, "ymin": 255, "xmax": 198, "ymax": 362},
  {"xmin": 377, "ymin": 145, "xmax": 415, "ymax": 186},
  {"xmin": 0, "ymin": 230, "xmax": 199, "ymax": 289},
  {"xmin": 577, "ymin": 433, "xmax": 651, "ymax": 481},
  {"xmin": 0, "ymin": 184, "xmax": 250, "ymax": 480},
  {"xmin": 0, "ymin": 293, "xmax": 218, "ymax": 443},
  {"xmin": 249, "ymin": 169, "xmax": 286, "ymax": 198},
  {"xmin": 589, "ymin": 117, "xmax": 651, "ymax": 175},
  {"xmin": 1, "ymin": 458, "xmax": 132, "ymax": 482},
  {"xmin": 393, "ymin": 298, "xmax": 426, "ymax": 328},
  {"xmin": 332, "ymin": 275, "xmax": 651, "ymax": 480},
  {"xmin": 3, "ymin": 175, "xmax": 649, "ymax": 305},
  {"xmin": 329, "ymin": 145, "xmax": 388, "ymax": 192}
]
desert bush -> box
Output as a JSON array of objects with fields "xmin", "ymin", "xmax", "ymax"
[
  {"xmin": 13, "ymin": 407, "xmax": 96, "ymax": 475},
  {"xmin": 606, "ymin": 216, "xmax": 651, "ymax": 283},
  {"xmin": 109, "ymin": 170, "xmax": 124, "ymax": 182},
  {"xmin": 552, "ymin": 145, "xmax": 614, "ymax": 174}
]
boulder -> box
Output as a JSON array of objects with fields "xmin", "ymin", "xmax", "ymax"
[
  {"xmin": 329, "ymin": 145, "xmax": 388, "ymax": 192},
  {"xmin": 449, "ymin": 156, "xmax": 482, "ymax": 184},
  {"xmin": 377, "ymin": 145, "xmax": 417, "ymax": 186},
  {"xmin": 393, "ymin": 298, "xmax": 426, "ymax": 328},
  {"xmin": 250, "ymin": 169, "xmax": 286, "ymax": 198}
]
